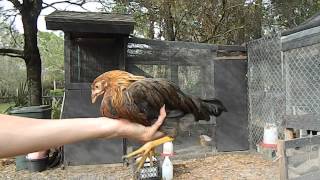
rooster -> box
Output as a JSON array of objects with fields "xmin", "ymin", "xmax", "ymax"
[{"xmin": 91, "ymin": 70, "xmax": 227, "ymax": 170}]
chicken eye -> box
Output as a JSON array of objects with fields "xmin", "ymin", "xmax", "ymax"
[{"xmin": 95, "ymin": 85, "xmax": 99, "ymax": 89}]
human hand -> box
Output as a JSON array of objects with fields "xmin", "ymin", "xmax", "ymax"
[{"xmin": 115, "ymin": 105, "xmax": 166, "ymax": 142}]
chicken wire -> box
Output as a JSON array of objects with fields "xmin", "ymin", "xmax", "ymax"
[
  {"xmin": 248, "ymin": 34, "xmax": 285, "ymax": 148},
  {"xmin": 284, "ymin": 42, "xmax": 320, "ymax": 115},
  {"xmin": 248, "ymin": 32, "xmax": 320, "ymax": 148}
]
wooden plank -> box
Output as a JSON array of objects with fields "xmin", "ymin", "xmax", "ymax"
[
  {"xmin": 119, "ymin": 37, "xmax": 127, "ymax": 70},
  {"xmin": 217, "ymin": 45, "xmax": 247, "ymax": 52},
  {"xmin": 278, "ymin": 140, "xmax": 288, "ymax": 180},
  {"xmin": 285, "ymin": 137, "xmax": 310, "ymax": 149},
  {"xmin": 128, "ymin": 37, "xmax": 218, "ymax": 50},
  {"xmin": 47, "ymin": 22, "xmax": 134, "ymax": 35},
  {"xmin": 46, "ymin": 11, "xmax": 134, "ymax": 34},
  {"xmin": 215, "ymin": 56, "xmax": 247, "ymax": 60},
  {"xmin": 291, "ymin": 170, "xmax": 320, "ymax": 180},
  {"xmin": 46, "ymin": 11, "xmax": 134, "ymax": 24},
  {"xmin": 283, "ymin": 114, "xmax": 320, "ymax": 131},
  {"xmin": 285, "ymin": 135, "xmax": 320, "ymax": 149},
  {"xmin": 126, "ymin": 57, "xmax": 211, "ymax": 66},
  {"xmin": 170, "ymin": 65, "xmax": 179, "ymax": 85},
  {"xmin": 64, "ymin": 33, "xmax": 72, "ymax": 89},
  {"xmin": 281, "ymin": 26, "xmax": 320, "ymax": 51}
]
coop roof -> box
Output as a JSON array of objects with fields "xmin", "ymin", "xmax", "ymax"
[
  {"xmin": 45, "ymin": 11, "xmax": 134, "ymax": 34},
  {"xmin": 282, "ymin": 12, "xmax": 320, "ymax": 36}
]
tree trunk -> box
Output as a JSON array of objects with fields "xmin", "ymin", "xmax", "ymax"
[
  {"xmin": 21, "ymin": 0, "xmax": 43, "ymax": 105},
  {"xmin": 162, "ymin": 0, "xmax": 178, "ymax": 84},
  {"xmin": 163, "ymin": 0, "xmax": 175, "ymax": 41},
  {"xmin": 253, "ymin": 0, "xmax": 262, "ymax": 39}
]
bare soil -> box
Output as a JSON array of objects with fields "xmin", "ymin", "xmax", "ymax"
[{"xmin": 0, "ymin": 152, "xmax": 279, "ymax": 180}]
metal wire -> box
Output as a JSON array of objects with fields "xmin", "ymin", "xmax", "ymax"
[
  {"xmin": 248, "ymin": 33, "xmax": 320, "ymax": 148},
  {"xmin": 248, "ymin": 34, "xmax": 285, "ymax": 148}
]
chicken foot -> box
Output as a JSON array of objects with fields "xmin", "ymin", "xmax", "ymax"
[{"xmin": 123, "ymin": 136, "xmax": 174, "ymax": 172}]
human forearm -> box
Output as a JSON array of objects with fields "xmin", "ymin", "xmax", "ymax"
[
  {"xmin": 0, "ymin": 106, "xmax": 166, "ymax": 158},
  {"xmin": 0, "ymin": 115, "xmax": 116, "ymax": 158}
]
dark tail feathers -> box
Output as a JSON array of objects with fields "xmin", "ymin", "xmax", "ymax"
[{"xmin": 201, "ymin": 98, "xmax": 227, "ymax": 117}]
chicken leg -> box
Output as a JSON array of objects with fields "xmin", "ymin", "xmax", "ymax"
[{"xmin": 123, "ymin": 136, "xmax": 174, "ymax": 171}]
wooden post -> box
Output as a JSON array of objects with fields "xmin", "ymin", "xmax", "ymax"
[{"xmin": 278, "ymin": 140, "xmax": 288, "ymax": 180}]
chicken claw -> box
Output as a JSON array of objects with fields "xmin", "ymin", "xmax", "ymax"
[{"xmin": 123, "ymin": 136, "xmax": 174, "ymax": 172}]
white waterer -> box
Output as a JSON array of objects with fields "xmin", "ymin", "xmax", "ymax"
[
  {"xmin": 263, "ymin": 123, "xmax": 278, "ymax": 145},
  {"xmin": 162, "ymin": 141, "xmax": 173, "ymax": 180}
]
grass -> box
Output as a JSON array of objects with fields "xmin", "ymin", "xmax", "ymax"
[{"xmin": 0, "ymin": 102, "xmax": 14, "ymax": 114}]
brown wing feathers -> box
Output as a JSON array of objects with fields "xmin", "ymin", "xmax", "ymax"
[{"xmin": 98, "ymin": 70, "xmax": 227, "ymax": 126}]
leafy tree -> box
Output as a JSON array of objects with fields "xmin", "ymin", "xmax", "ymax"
[
  {"xmin": 101, "ymin": 0, "xmax": 262, "ymax": 44},
  {"xmin": 0, "ymin": 21, "xmax": 26, "ymax": 98},
  {"xmin": 38, "ymin": 32, "xmax": 64, "ymax": 89},
  {"xmin": 0, "ymin": 0, "xmax": 86, "ymax": 105},
  {"xmin": 263, "ymin": 0, "xmax": 320, "ymax": 34}
]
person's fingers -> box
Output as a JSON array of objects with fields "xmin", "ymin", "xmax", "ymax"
[
  {"xmin": 159, "ymin": 104, "xmax": 166, "ymax": 118},
  {"xmin": 154, "ymin": 105, "xmax": 166, "ymax": 127},
  {"xmin": 140, "ymin": 105, "xmax": 166, "ymax": 142},
  {"xmin": 150, "ymin": 105, "xmax": 166, "ymax": 131}
]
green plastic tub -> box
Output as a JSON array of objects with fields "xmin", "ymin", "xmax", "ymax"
[{"xmin": 8, "ymin": 105, "xmax": 52, "ymax": 171}]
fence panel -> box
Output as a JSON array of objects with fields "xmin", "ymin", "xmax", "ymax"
[{"xmin": 248, "ymin": 34, "xmax": 285, "ymax": 147}]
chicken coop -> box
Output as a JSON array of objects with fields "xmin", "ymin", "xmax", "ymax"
[
  {"xmin": 46, "ymin": 11, "xmax": 248, "ymax": 166},
  {"xmin": 247, "ymin": 12, "xmax": 320, "ymax": 179}
]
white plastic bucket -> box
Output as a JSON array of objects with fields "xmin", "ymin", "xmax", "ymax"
[{"xmin": 263, "ymin": 123, "xmax": 278, "ymax": 145}]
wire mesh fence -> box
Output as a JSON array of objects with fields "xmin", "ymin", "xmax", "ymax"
[
  {"xmin": 248, "ymin": 34, "xmax": 285, "ymax": 148},
  {"xmin": 248, "ymin": 32, "xmax": 320, "ymax": 148},
  {"xmin": 284, "ymin": 42, "xmax": 320, "ymax": 115}
]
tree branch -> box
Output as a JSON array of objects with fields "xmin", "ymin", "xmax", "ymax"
[
  {"xmin": 42, "ymin": 0, "xmax": 88, "ymax": 11},
  {"xmin": 7, "ymin": 0, "xmax": 22, "ymax": 11},
  {"xmin": 201, "ymin": 26, "xmax": 244, "ymax": 43},
  {"xmin": 0, "ymin": 48, "xmax": 24, "ymax": 59}
]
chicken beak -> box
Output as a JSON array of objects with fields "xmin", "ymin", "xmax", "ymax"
[{"xmin": 91, "ymin": 94, "xmax": 97, "ymax": 104}]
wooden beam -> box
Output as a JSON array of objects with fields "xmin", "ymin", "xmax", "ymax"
[
  {"xmin": 278, "ymin": 140, "xmax": 288, "ymax": 180},
  {"xmin": 128, "ymin": 37, "xmax": 218, "ymax": 50},
  {"xmin": 284, "ymin": 135, "xmax": 320, "ymax": 149},
  {"xmin": 217, "ymin": 45, "xmax": 247, "ymax": 52},
  {"xmin": 283, "ymin": 114, "xmax": 320, "ymax": 131},
  {"xmin": 215, "ymin": 56, "xmax": 247, "ymax": 60},
  {"xmin": 64, "ymin": 33, "xmax": 72, "ymax": 89}
]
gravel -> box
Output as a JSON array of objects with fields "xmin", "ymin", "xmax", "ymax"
[{"xmin": 0, "ymin": 152, "xmax": 279, "ymax": 180}]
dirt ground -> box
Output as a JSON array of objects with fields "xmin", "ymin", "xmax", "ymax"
[{"xmin": 0, "ymin": 152, "xmax": 279, "ymax": 180}]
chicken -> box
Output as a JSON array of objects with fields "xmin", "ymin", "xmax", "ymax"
[{"xmin": 91, "ymin": 70, "xmax": 227, "ymax": 170}]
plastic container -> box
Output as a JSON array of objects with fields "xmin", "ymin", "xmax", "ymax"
[
  {"xmin": 263, "ymin": 123, "xmax": 278, "ymax": 145},
  {"xmin": 8, "ymin": 105, "xmax": 52, "ymax": 171},
  {"xmin": 27, "ymin": 157, "xmax": 49, "ymax": 172},
  {"xmin": 8, "ymin": 105, "xmax": 52, "ymax": 119},
  {"xmin": 15, "ymin": 155, "xmax": 28, "ymax": 171},
  {"xmin": 161, "ymin": 142, "xmax": 174, "ymax": 180},
  {"xmin": 162, "ymin": 156, "xmax": 173, "ymax": 180}
]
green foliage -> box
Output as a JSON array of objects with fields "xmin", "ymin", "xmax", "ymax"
[
  {"xmin": 49, "ymin": 89, "xmax": 64, "ymax": 97},
  {"xmin": 0, "ymin": 88, "xmax": 10, "ymax": 98},
  {"xmin": 0, "ymin": 19, "xmax": 24, "ymax": 49},
  {"xmin": 13, "ymin": 81, "xmax": 29, "ymax": 107},
  {"xmin": 263, "ymin": 0, "xmax": 320, "ymax": 34},
  {"xmin": 0, "ymin": 21, "xmax": 26, "ymax": 98},
  {"xmin": 51, "ymin": 98, "xmax": 63, "ymax": 119},
  {"xmin": 38, "ymin": 32, "xmax": 64, "ymax": 88},
  {"xmin": 0, "ymin": 102, "xmax": 14, "ymax": 114},
  {"xmin": 101, "ymin": 0, "xmax": 320, "ymax": 44}
]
